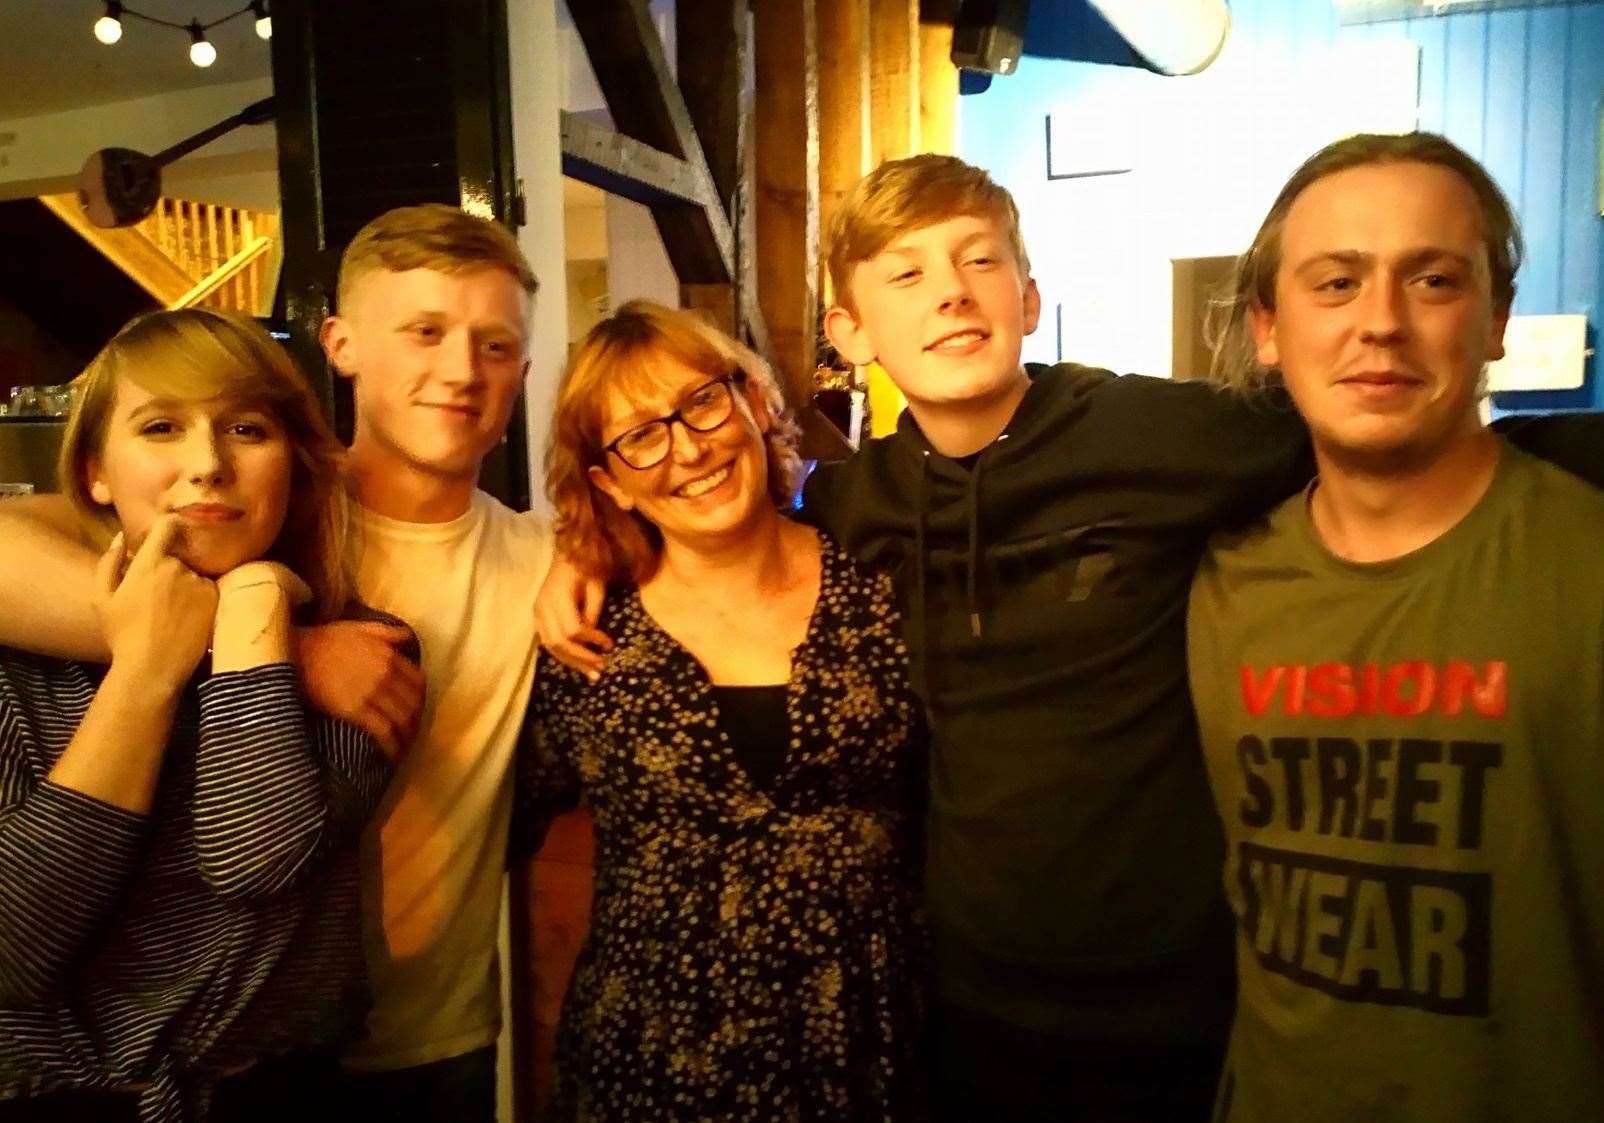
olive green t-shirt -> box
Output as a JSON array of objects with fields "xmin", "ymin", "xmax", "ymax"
[{"xmin": 1188, "ymin": 442, "xmax": 1604, "ymax": 1123}]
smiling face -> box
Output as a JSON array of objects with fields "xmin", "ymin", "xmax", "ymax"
[
  {"xmin": 1253, "ymin": 160, "xmax": 1510, "ymax": 473},
  {"xmin": 323, "ymin": 265, "xmax": 530, "ymax": 483},
  {"xmin": 87, "ymin": 377, "xmax": 293, "ymax": 575},
  {"xmin": 586, "ymin": 355, "xmax": 774, "ymax": 553},
  {"xmin": 825, "ymin": 212, "xmax": 1041, "ymax": 415}
]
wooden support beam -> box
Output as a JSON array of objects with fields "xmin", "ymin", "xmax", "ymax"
[
  {"xmin": 817, "ymin": 0, "xmax": 870, "ymax": 305},
  {"xmin": 733, "ymin": 113, "xmax": 774, "ymax": 365},
  {"xmin": 919, "ymin": 17, "xmax": 959, "ymax": 155},
  {"xmin": 676, "ymin": 0, "xmax": 746, "ymax": 210},
  {"xmin": 566, "ymin": 0, "xmax": 733, "ymax": 285},
  {"xmin": 752, "ymin": 0, "xmax": 820, "ymax": 412},
  {"xmin": 676, "ymin": 0, "xmax": 750, "ymax": 334},
  {"xmin": 559, "ymin": 110, "xmax": 713, "ymax": 210},
  {"xmin": 869, "ymin": 0, "xmax": 921, "ymax": 164}
]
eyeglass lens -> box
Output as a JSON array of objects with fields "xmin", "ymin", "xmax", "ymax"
[{"xmin": 614, "ymin": 380, "xmax": 735, "ymax": 468}]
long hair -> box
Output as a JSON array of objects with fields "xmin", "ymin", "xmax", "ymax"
[
  {"xmin": 59, "ymin": 308, "xmax": 352, "ymax": 621},
  {"xmin": 546, "ymin": 300, "xmax": 803, "ymax": 585},
  {"xmin": 1205, "ymin": 131, "xmax": 1522, "ymax": 392}
]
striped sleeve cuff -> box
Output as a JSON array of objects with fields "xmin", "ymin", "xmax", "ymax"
[{"xmin": 0, "ymin": 780, "xmax": 148, "ymax": 1003}]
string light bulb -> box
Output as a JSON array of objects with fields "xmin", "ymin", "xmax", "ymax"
[
  {"xmin": 93, "ymin": 1, "xmax": 124, "ymax": 44},
  {"xmin": 88, "ymin": 4, "xmax": 270, "ymax": 61},
  {"xmin": 187, "ymin": 21, "xmax": 216, "ymax": 67}
]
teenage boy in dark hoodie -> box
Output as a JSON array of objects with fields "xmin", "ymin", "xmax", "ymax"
[{"xmin": 537, "ymin": 153, "xmax": 1603, "ymax": 1120}]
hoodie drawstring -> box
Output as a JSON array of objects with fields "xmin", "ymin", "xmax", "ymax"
[
  {"xmin": 912, "ymin": 450, "xmax": 932, "ymax": 701},
  {"xmin": 964, "ymin": 452, "xmax": 986, "ymax": 638}
]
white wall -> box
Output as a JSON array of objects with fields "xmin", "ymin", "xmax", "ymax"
[{"xmin": 604, "ymin": 194, "xmax": 678, "ymax": 311}]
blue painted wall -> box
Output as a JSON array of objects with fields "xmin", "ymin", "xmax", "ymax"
[{"xmin": 960, "ymin": 0, "xmax": 1604, "ymax": 413}]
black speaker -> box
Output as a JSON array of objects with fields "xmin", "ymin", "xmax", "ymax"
[{"xmin": 951, "ymin": 0, "xmax": 1030, "ymax": 76}]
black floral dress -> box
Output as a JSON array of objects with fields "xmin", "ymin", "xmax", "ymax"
[{"xmin": 515, "ymin": 534, "xmax": 928, "ymax": 1122}]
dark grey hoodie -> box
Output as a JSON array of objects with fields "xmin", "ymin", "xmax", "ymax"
[{"xmin": 804, "ymin": 362, "xmax": 1313, "ymax": 1046}]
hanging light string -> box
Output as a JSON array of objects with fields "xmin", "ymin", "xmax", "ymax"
[{"xmin": 94, "ymin": 2, "xmax": 272, "ymax": 66}]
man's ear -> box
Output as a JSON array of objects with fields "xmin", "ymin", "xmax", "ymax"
[
  {"xmin": 1249, "ymin": 302, "xmax": 1280, "ymax": 370},
  {"xmin": 1487, "ymin": 298, "xmax": 1512, "ymax": 364},
  {"xmin": 320, "ymin": 316, "xmax": 357, "ymax": 381},
  {"xmin": 586, "ymin": 464, "xmax": 634, "ymax": 513},
  {"xmin": 824, "ymin": 304, "xmax": 875, "ymax": 367},
  {"xmin": 1022, "ymin": 277, "xmax": 1042, "ymax": 336},
  {"xmin": 86, "ymin": 459, "xmax": 112, "ymax": 507}
]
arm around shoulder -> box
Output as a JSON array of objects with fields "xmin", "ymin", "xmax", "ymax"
[{"xmin": 0, "ymin": 494, "xmax": 106, "ymax": 660}]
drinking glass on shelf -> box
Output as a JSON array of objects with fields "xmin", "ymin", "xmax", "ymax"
[
  {"xmin": 37, "ymin": 384, "xmax": 72, "ymax": 416},
  {"xmin": 8, "ymin": 386, "xmax": 38, "ymax": 415}
]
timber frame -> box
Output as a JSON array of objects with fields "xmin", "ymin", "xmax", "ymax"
[
  {"xmin": 562, "ymin": 0, "xmax": 900, "ymax": 457},
  {"xmin": 562, "ymin": 0, "xmax": 959, "ymax": 454}
]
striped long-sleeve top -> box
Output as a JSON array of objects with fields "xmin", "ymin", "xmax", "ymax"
[{"xmin": 0, "ymin": 652, "xmax": 393, "ymax": 1123}]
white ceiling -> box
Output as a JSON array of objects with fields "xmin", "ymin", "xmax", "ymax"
[{"xmin": 0, "ymin": 0, "xmax": 272, "ymax": 120}]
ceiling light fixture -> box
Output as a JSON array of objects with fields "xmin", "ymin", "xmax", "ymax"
[{"xmin": 250, "ymin": 1, "xmax": 271, "ymax": 41}]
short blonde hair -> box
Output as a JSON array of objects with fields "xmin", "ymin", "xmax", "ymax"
[
  {"xmin": 1207, "ymin": 132, "xmax": 1522, "ymax": 392},
  {"xmin": 546, "ymin": 300, "xmax": 803, "ymax": 585},
  {"xmin": 59, "ymin": 309, "xmax": 353, "ymax": 622},
  {"xmin": 336, "ymin": 203, "xmax": 538, "ymax": 312},
  {"xmin": 827, "ymin": 154, "xmax": 1031, "ymax": 313}
]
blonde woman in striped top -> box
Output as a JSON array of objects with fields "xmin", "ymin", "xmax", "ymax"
[{"xmin": 0, "ymin": 310, "xmax": 393, "ymax": 1122}]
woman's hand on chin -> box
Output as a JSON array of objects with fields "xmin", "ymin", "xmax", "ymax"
[
  {"xmin": 96, "ymin": 515, "xmax": 217, "ymax": 694},
  {"xmin": 210, "ymin": 561, "xmax": 309, "ymax": 673}
]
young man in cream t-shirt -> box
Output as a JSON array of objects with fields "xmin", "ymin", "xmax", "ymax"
[{"xmin": 318, "ymin": 205, "xmax": 553, "ymax": 1119}]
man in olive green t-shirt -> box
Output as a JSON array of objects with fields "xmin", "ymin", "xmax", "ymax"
[{"xmin": 1188, "ymin": 132, "xmax": 1604, "ymax": 1122}]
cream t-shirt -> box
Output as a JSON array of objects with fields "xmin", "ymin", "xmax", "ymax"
[{"xmin": 341, "ymin": 490, "xmax": 554, "ymax": 1071}]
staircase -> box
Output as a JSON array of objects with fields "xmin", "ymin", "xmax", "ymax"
[{"xmin": 39, "ymin": 195, "xmax": 280, "ymax": 317}]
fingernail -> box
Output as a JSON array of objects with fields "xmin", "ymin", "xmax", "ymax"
[{"xmin": 586, "ymin": 670, "xmax": 601, "ymax": 684}]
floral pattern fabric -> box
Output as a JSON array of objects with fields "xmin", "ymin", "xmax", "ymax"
[{"xmin": 516, "ymin": 534, "xmax": 928, "ymax": 1122}]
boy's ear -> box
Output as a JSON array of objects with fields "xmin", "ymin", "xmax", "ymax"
[
  {"xmin": 1022, "ymin": 278, "xmax": 1042, "ymax": 336},
  {"xmin": 824, "ymin": 304, "xmax": 876, "ymax": 367},
  {"xmin": 320, "ymin": 316, "xmax": 357, "ymax": 381},
  {"xmin": 586, "ymin": 464, "xmax": 635, "ymax": 513}
]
